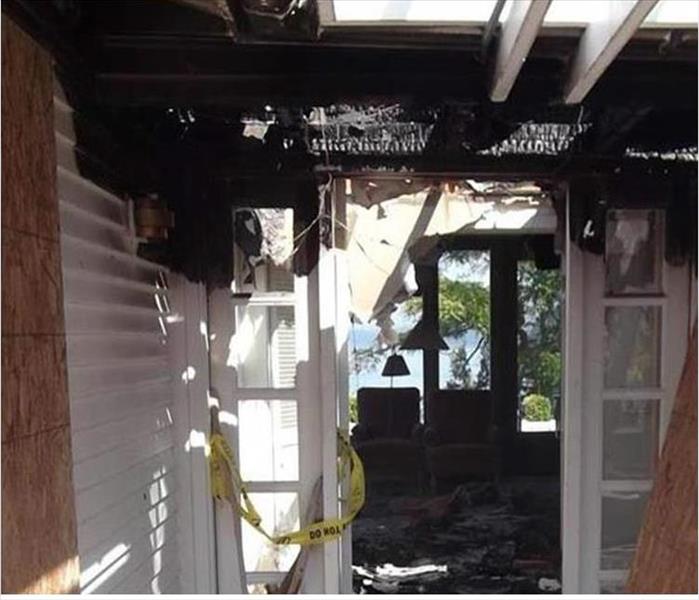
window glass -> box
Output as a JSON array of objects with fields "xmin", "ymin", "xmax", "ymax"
[
  {"xmin": 599, "ymin": 578, "xmax": 625, "ymax": 594},
  {"xmin": 517, "ymin": 261, "xmax": 562, "ymax": 433},
  {"xmin": 241, "ymin": 493, "xmax": 300, "ymax": 572},
  {"xmin": 239, "ymin": 400, "xmax": 299, "ymax": 481},
  {"xmin": 600, "ymin": 491, "xmax": 650, "ymax": 570},
  {"xmin": 347, "ymin": 301, "xmax": 424, "ymax": 424},
  {"xmin": 603, "ymin": 399, "xmax": 659, "ymax": 480},
  {"xmin": 605, "ymin": 209, "xmax": 662, "ymax": 296},
  {"xmin": 438, "ymin": 250, "xmax": 490, "ymax": 390},
  {"xmin": 234, "ymin": 305, "xmax": 296, "ymax": 388},
  {"xmin": 604, "ymin": 306, "xmax": 661, "ymax": 389}
]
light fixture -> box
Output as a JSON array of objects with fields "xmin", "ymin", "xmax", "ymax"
[
  {"xmin": 400, "ymin": 318, "xmax": 449, "ymax": 351},
  {"xmin": 381, "ymin": 352, "xmax": 410, "ymax": 387}
]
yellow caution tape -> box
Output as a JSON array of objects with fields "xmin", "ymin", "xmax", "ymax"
[{"xmin": 209, "ymin": 428, "xmax": 365, "ymax": 546}]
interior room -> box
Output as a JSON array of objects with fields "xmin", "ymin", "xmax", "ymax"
[
  {"xmin": 344, "ymin": 177, "xmax": 563, "ymax": 593},
  {"xmin": 1, "ymin": 0, "xmax": 697, "ymax": 596}
]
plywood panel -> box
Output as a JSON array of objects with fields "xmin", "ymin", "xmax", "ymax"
[
  {"xmin": 1, "ymin": 334, "xmax": 70, "ymax": 440},
  {"xmin": 626, "ymin": 327, "xmax": 697, "ymax": 593},
  {"xmin": 1, "ymin": 15, "xmax": 80, "ymax": 595},
  {"xmin": 1, "ymin": 229, "xmax": 64, "ymax": 335},
  {"xmin": 1, "ymin": 427, "xmax": 79, "ymax": 594},
  {"xmin": 1, "ymin": 15, "xmax": 58, "ymax": 241}
]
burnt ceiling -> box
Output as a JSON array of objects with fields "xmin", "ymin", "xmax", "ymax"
[
  {"xmin": 4, "ymin": 0, "xmax": 697, "ymax": 183},
  {"xmin": 5, "ymin": 0, "xmax": 693, "ymax": 286}
]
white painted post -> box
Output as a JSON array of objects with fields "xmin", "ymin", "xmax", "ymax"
[
  {"xmin": 334, "ymin": 184, "xmax": 354, "ymax": 595},
  {"xmin": 208, "ymin": 286, "xmax": 247, "ymax": 594},
  {"xmin": 317, "ymin": 187, "xmax": 354, "ymax": 593},
  {"xmin": 318, "ymin": 248, "xmax": 341, "ymax": 594},
  {"xmin": 296, "ymin": 269, "xmax": 326, "ymax": 594},
  {"xmin": 561, "ymin": 193, "xmax": 584, "ymax": 594},
  {"xmin": 579, "ymin": 253, "xmax": 605, "ymax": 593},
  {"xmin": 169, "ymin": 275, "xmax": 218, "ymax": 593}
]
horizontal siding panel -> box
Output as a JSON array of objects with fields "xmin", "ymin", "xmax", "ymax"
[
  {"xmin": 55, "ymin": 96, "xmax": 128, "ymax": 170},
  {"xmin": 65, "ymin": 303, "xmax": 164, "ymax": 336},
  {"xmin": 64, "ymin": 267, "xmax": 168, "ymax": 296},
  {"xmin": 81, "ymin": 515, "xmax": 179, "ymax": 594},
  {"xmin": 105, "ymin": 537, "xmax": 181, "ymax": 594},
  {"xmin": 59, "ymin": 94, "xmax": 182, "ymax": 595},
  {"xmin": 58, "ymin": 167, "xmax": 126, "ymax": 223},
  {"xmin": 79, "ymin": 486, "xmax": 176, "ymax": 564},
  {"xmin": 73, "ymin": 426, "xmax": 174, "ymax": 491},
  {"xmin": 61, "ymin": 234, "xmax": 162, "ymax": 282},
  {"xmin": 59, "ymin": 201, "xmax": 134, "ymax": 252},
  {"xmin": 55, "ymin": 132, "xmax": 99, "ymax": 178},
  {"xmin": 63, "ymin": 274, "xmax": 164, "ymax": 311},
  {"xmin": 72, "ymin": 403, "xmax": 173, "ymax": 463},
  {"xmin": 67, "ymin": 334, "xmax": 168, "ymax": 365},
  {"xmin": 56, "ymin": 130, "xmax": 81, "ymax": 173},
  {"xmin": 56, "ymin": 131, "xmax": 119, "ymax": 186},
  {"xmin": 54, "ymin": 99, "xmax": 76, "ymax": 144},
  {"xmin": 70, "ymin": 382, "xmax": 172, "ymax": 432},
  {"xmin": 153, "ymin": 568, "xmax": 181, "ymax": 594},
  {"xmin": 75, "ymin": 451, "xmax": 174, "ymax": 523},
  {"xmin": 66, "ymin": 359, "xmax": 170, "ymax": 398}
]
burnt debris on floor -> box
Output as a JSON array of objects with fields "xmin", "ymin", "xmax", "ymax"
[{"xmin": 352, "ymin": 479, "xmax": 561, "ymax": 594}]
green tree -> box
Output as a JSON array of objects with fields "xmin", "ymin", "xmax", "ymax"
[
  {"xmin": 350, "ymin": 254, "xmax": 561, "ymax": 402},
  {"xmin": 517, "ymin": 262, "xmax": 562, "ymax": 407},
  {"xmin": 405, "ymin": 251, "xmax": 491, "ymax": 388},
  {"xmin": 349, "ymin": 393, "xmax": 358, "ymax": 423}
]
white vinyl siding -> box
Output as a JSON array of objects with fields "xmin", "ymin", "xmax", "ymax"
[{"xmin": 56, "ymin": 87, "xmax": 182, "ymax": 594}]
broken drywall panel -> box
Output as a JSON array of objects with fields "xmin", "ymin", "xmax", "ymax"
[{"xmin": 345, "ymin": 181, "xmax": 556, "ymax": 327}]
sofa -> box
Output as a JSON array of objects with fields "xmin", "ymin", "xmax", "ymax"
[
  {"xmin": 424, "ymin": 389, "xmax": 501, "ymax": 491},
  {"xmin": 351, "ymin": 387, "xmax": 425, "ymax": 490}
]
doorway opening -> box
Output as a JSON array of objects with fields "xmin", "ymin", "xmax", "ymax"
[{"xmin": 344, "ymin": 178, "xmax": 563, "ymax": 594}]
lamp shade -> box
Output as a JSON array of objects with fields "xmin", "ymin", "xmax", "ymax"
[
  {"xmin": 400, "ymin": 318, "xmax": 449, "ymax": 351},
  {"xmin": 381, "ymin": 354, "xmax": 410, "ymax": 377}
]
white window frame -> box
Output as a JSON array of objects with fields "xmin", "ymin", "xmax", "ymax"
[
  {"xmin": 208, "ymin": 204, "xmax": 347, "ymax": 593},
  {"xmin": 562, "ymin": 200, "xmax": 691, "ymax": 593}
]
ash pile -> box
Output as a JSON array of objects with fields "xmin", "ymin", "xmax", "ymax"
[{"xmin": 352, "ymin": 480, "xmax": 561, "ymax": 594}]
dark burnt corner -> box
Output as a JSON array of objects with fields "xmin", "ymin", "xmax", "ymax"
[{"xmin": 4, "ymin": 0, "xmax": 696, "ymax": 286}]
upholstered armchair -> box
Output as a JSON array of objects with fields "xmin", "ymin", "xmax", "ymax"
[
  {"xmin": 351, "ymin": 387, "xmax": 425, "ymax": 490},
  {"xmin": 424, "ymin": 389, "xmax": 501, "ymax": 491}
]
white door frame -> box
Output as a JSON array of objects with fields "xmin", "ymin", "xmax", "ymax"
[
  {"xmin": 561, "ymin": 199, "xmax": 691, "ymax": 593},
  {"xmin": 168, "ymin": 275, "xmax": 218, "ymax": 593},
  {"xmin": 318, "ymin": 182, "xmax": 353, "ymax": 593},
  {"xmin": 207, "ymin": 202, "xmax": 346, "ymax": 593},
  {"xmin": 561, "ymin": 191, "xmax": 585, "ymax": 592}
]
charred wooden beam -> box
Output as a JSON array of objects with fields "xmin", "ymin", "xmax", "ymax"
[
  {"xmin": 207, "ymin": 153, "xmax": 697, "ymax": 183},
  {"xmin": 89, "ymin": 32, "xmax": 695, "ymax": 110},
  {"xmin": 2, "ymin": 0, "xmax": 87, "ymax": 70},
  {"xmin": 93, "ymin": 39, "xmax": 490, "ymax": 106},
  {"xmin": 585, "ymin": 58, "xmax": 697, "ymax": 110}
]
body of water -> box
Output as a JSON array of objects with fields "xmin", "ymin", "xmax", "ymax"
[{"xmin": 348, "ymin": 322, "xmax": 484, "ymax": 395}]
